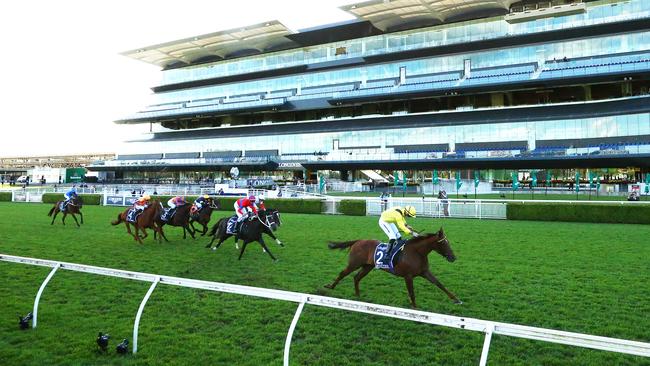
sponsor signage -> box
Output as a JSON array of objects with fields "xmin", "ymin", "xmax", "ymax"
[
  {"xmin": 246, "ymin": 178, "xmax": 274, "ymax": 187},
  {"xmin": 278, "ymin": 162, "xmax": 303, "ymax": 169},
  {"xmin": 106, "ymin": 196, "xmax": 124, "ymax": 205}
]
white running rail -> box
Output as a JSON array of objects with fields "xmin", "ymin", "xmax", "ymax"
[{"xmin": 1, "ymin": 254, "xmax": 649, "ymax": 364}]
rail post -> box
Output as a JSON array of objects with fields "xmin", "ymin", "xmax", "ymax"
[
  {"xmin": 133, "ymin": 276, "xmax": 160, "ymax": 354},
  {"xmin": 283, "ymin": 297, "xmax": 307, "ymax": 366},
  {"xmin": 33, "ymin": 263, "xmax": 61, "ymax": 328}
]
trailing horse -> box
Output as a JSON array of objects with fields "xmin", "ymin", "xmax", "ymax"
[
  {"xmin": 189, "ymin": 198, "xmax": 220, "ymax": 236},
  {"xmin": 47, "ymin": 196, "xmax": 84, "ymax": 227},
  {"xmin": 205, "ymin": 209, "xmax": 283, "ymax": 261},
  {"xmin": 111, "ymin": 200, "xmax": 164, "ymax": 244},
  {"xmin": 324, "ymin": 228, "xmax": 461, "ymax": 308}
]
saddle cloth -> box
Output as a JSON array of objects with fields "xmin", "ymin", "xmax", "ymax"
[
  {"xmin": 226, "ymin": 216, "xmax": 238, "ymax": 235},
  {"xmin": 126, "ymin": 208, "xmax": 140, "ymax": 223},
  {"xmin": 160, "ymin": 208, "xmax": 175, "ymax": 222},
  {"xmin": 374, "ymin": 241, "xmax": 406, "ymax": 272},
  {"xmin": 59, "ymin": 202, "xmax": 67, "ymax": 212}
]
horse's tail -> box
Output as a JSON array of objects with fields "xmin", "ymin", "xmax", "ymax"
[
  {"xmin": 327, "ymin": 240, "xmax": 359, "ymax": 250},
  {"xmin": 111, "ymin": 213, "xmax": 123, "ymax": 226},
  {"xmin": 207, "ymin": 218, "xmax": 225, "ymax": 237},
  {"xmin": 47, "ymin": 206, "xmax": 56, "ymax": 217}
]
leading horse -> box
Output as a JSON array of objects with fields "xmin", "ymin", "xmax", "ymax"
[
  {"xmin": 48, "ymin": 196, "xmax": 84, "ymax": 227},
  {"xmin": 205, "ymin": 209, "xmax": 283, "ymax": 261},
  {"xmin": 324, "ymin": 228, "xmax": 461, "ymax": 308}
]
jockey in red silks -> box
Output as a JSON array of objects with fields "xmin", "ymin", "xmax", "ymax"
[
  {"xmin": 234, "ymin": 195, "xmax": 258, "ymax": 222},
  {"xmin": 256, "ymin": 195, "xmax": 266, "ymax": 212}
]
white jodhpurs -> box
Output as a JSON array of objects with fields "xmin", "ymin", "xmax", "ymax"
[{"xmin": 378, "ymin": 220, "xmax": 400, "ymax": 241}]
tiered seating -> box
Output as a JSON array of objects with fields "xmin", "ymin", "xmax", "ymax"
[
  {"xmin": 403, "ymin": 71, "xmax": 461, "ymax": 85},
  {"xmin": 288, "ymin": 83, "xmax": 357, "ymax": 101},
  {"xmin": 265, "ymin": 89, "xmax": 295, "ymax": 99},
  {"xmin": 540, "ymin": 51, "xmax": 650, "ymax": 79},
  {"xmin": 225, "ymin": 93, "xmax": 262, "ymax": 104},
  {"xmin": 455, "ymin": 141, "xmax": 528, "ymax": 152},
  {"xmin": 363, "ymin": 78, "xmax": 396, "ymax": 89},
  {"xmin": 464, "ymin": 64, "xmax": 536, "ymax": 86},
  {"xmin": 185, "ymin": 98, "xmax": 222, "ymax": 108},
  {"xmin": 391, "ymin": 144, "xmax": 449, "ymax": 153}
]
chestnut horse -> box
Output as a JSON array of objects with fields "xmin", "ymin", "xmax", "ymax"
[
  {"xmin": 324, "ymin": 228, "xmax": 461, "ymax": 308},
  {"xmin": 111, "ymin": 200, "xmax": 164, "ymax": 244},
  {"xmin": 47, "ymin": 196, "xmax": 84, "ymax": 227}
]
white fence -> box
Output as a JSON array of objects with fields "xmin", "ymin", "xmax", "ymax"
[
  {"xmin": 366, "ymin": 198, "xmax": 508, "ymax": 219},
  {"xmin": 2, "ymin": 254, "xmax": 648, "ymax": 365}
]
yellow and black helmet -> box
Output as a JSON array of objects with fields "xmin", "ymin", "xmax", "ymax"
[{"xmin": 404, "ymin": 206, "xmax": 416, "ymax": 217}]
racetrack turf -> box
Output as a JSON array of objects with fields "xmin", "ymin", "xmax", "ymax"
[{"xmin": 0, "ymin": 202, "xmax": 648, "ymax": 365}]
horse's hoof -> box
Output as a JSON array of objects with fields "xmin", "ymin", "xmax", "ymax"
[
  {"xmin": 273, "ymin": 259, "xmax": 279, "ymax": 263},
  {"xmin": 211, "ymin": 247, "xmax": 217, "ymax": 251},
  {"xmin": 454, "ymin": 300, "xmax": 463, "ymax": 305},
  {"xmin": 324, "ymin": 284, "xmax": 333, "ymax": 289}
]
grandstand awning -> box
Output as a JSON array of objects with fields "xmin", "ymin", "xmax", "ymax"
[
  {"xmin": 341, "ymin": 0, "xmax": 516, "ymax": 31},
  {"xmin": 122, "ymin": 21, "xmax": 298, "ymax": 69}
]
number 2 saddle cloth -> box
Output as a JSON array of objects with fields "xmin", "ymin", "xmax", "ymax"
[{"xmin": 374, "ymin": 241, "xmax": 407, "ymax": 273}]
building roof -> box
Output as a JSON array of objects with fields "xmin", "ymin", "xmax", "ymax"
[
  {"xmin": 121, "ymin": 20, "xmax": 298, "ymax": 69},
  {"xmin": 340, "ymin": 0, "xmax": 517, "ymax": 31},
  {"xmin": 123, "ymin": 1, "xmax": 519, "ymax": 68}
]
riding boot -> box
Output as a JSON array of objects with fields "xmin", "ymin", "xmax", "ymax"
[{"xmin": 386, "ymin": 239, "xmax": 396, "ymax": 254}]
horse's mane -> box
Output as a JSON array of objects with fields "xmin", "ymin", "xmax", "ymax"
[{"xmin": 407, "ymin": 232, "xmax": 441, "ymax": 245}]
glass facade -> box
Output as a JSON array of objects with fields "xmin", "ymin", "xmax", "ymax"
[
  {"xmin": 149, "ymin": 31, "xmax": 650, "ymax": 105},
  {"xmin": 117, "ymin": 110, "xmax": 650, "ymax": 158},
  {"xmin": 158, "ymin": 0, "xmax": 650, "ymax": 86},
  {"xmin": 110, "ymin": 0, "xmax": 650, "ymax": 172}
]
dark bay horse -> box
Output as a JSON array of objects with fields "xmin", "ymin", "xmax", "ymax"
[
  {"xmin": 111, "ymin": 201, "xmax": 164, "ymax": 244},
  {"xmin": 189, "ymin": 198, "xmax": 220, "ymax": 236},
  {"xmin": 324, "ymin": 228, "xmax": 461, "ymax": 308},
  {"xmin": 48, "ymin": 196, "xmax": 84, "ymax": 227},
  {"xmin": 205, "ymin": 209, "xmax": 283, "ymax": 261},
  {"xmin": 155, "ymin": 204, "xmax": 195, "ymax": 241}
]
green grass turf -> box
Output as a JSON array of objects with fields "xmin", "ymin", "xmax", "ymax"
[{"xmin": 0, "ymin": 202, "xmax": 649, "ymax": 365}]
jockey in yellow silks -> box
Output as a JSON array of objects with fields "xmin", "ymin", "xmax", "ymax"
[{"xmin": 379, "ymin": 205, "xmax": 419, "ymax": 252}]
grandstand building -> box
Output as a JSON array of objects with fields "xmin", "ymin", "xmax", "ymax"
[{"xmin": 90, "ymin": 0, "xmax": 650, "ymax": 184}]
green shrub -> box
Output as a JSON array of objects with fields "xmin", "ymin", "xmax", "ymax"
[
  {"xmin": 0, "ymin": 192, "xmax": 11, "ymax": 202},
  {"xmin": 338, "ymin": 199, "xmax": 366, "ymax": 216},
  {"xmin": 264, "ymin": 198, "xmax": 323, "ymax": 214},
  {"xmin": 42, "ymin": 193, "xmax": 64, "ymax": 204},
  {"xmin": 507, "ymin": 203, "xmax": 650, "ymax": 224},
  {"xmin": 79, "ymin": 194, "xmax": 102, "ymax": 205},
  {"xmin": 42, "ymin": 193, "xmax": 102, "ymax": 205}
]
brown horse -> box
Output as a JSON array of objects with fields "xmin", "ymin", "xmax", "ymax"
[
  {"xmin": 324, "ymin": 228, "xmax": 461, "ymax": 308},
  {"xmin": 111, "ymin": 200, "xmax": 164, "ymax": 244},
  {"xmin": 154, "ymin": 203, "xmax": 194, "ymax": 241},
  {"xmin": 47, "ymin": 196, "xmax": 84, "ymax": 227},
  {"xmin": 189, "ymin": 198, "xmax": 220, "ymax": 236}
]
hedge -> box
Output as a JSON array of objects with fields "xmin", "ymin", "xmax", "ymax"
[
  {"xmin": 151, "ymin": 196, "xmax": 323, "ymax": 214},
  {"xmin": 338, "ymin": 199, "xmax": 366, "ymax": 216},
  {"xmin": 0, "ymin": 192, "xmax": 11, "ymax": 202},
  {"xmin": 42, "ymin": 193, "xmax": 102, "ymax": 205},
  {"xmin": 507, "ymin": 203, "xmax": 650, "ymax": 224}
]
